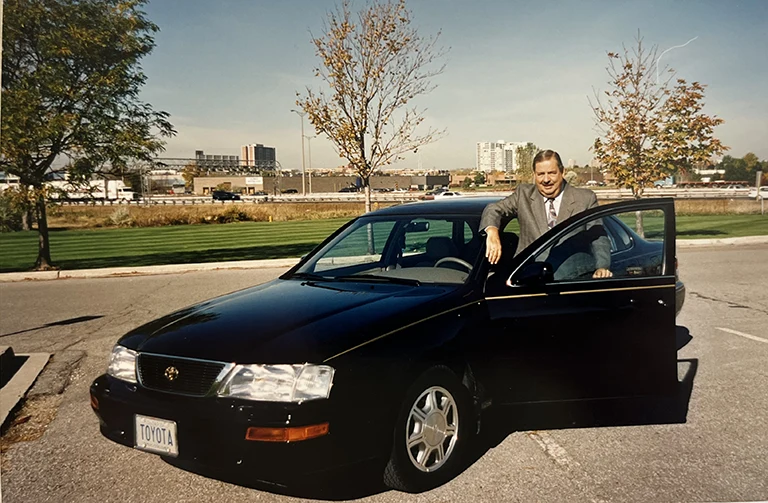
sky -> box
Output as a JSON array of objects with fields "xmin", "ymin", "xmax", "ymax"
[{"xmin": 139, "ymin": 0, "xmax": 768, "ymax": 171}]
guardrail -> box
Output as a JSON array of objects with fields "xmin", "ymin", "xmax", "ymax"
[{"xmin": 53, "ymin": 188, "xmax": 763, "ymax": 206}]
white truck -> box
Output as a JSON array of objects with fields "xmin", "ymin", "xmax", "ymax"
[{"xmin": 48, "ymin": 179, "xmax": 139, "ymax": 201}]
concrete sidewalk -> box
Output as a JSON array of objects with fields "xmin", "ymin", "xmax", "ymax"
[{"xmin": 1, "ymin": 235, "xmax": 766, "ymax": 283}]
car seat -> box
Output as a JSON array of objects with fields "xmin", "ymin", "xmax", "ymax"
[{"xmin": 417, "ymin": 236, "xmax": 459, "ymax": 267}]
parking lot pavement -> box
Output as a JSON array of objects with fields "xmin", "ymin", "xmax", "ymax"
[{"xmin": 0, "ymin": 245, "xmax": 767, "ymax": 502}]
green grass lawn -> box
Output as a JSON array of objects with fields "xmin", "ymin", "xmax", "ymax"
[{"xmin": 1, "ymin": 214, "xmax": 766, "ymax": 273}]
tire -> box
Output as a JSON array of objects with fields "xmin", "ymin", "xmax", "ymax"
[{"xmin": 383, "ymin": 366, "xmax": 475, "ymax": 492}]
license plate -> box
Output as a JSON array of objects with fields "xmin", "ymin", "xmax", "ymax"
[{"xmin": 134, "ymin": 414, "xmax": 178, "ymax": 457}]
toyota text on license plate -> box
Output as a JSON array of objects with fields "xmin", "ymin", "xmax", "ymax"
[{"xmin": 134, "ymin": 414, "xmax": 178, "ymax": 457}]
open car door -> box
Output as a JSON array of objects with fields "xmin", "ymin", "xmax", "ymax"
[{"xmin": 479, "ymin": 198, "xmax": 677, "ymax": 404}]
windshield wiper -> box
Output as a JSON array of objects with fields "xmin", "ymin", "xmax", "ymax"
[
  {"xmin": 290, "ymin": 272, "xmax": 334, "ymax": 282},
  {"xmin": 334, "ymin": 274, "xmax": 421, "ymax": 286}
]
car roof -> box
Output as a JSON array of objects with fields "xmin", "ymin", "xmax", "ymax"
[{"xmin": 368, "ymin": 196, "xmax": 504, "ymax": 217}]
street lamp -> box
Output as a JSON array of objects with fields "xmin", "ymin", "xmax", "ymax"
[
  {"xmin": 304, "ymin": 135, "xmax": 315, "ymax": 193},
  {"xmin": 290, "ymin": 109, "xmax": 307, "ymax": 195}
]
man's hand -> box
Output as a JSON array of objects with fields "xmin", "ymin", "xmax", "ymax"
[
  {"xmin": 592, "ymin": 268, "xmax": 613, "ymax": 279},
  {"xmin": 485, "ymin": 227, "xmax": 502, "ymax": 265}
]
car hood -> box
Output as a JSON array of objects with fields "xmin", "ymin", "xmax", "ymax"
[{"xmin": 118, "ymin": 278, "xmax": 457, "ymax": 364}]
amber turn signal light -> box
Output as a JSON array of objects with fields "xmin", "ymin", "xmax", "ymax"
[
  {"xmin": 90, "ymin": 394, "xmax": 99, "ymax": 410},
  {"xmin": 245, "ymin": 422, "xmax": 329, "ymax": 442}
]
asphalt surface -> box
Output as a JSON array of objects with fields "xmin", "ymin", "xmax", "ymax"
[{"xmin": 0, "ymin": 244, "xmax": 766, "ymax": 503}]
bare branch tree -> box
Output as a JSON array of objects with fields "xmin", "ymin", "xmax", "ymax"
[
  {"xmin": 589, "ymin": 32, "xmax": 727, "ymax": 235},
  {"xmin": 297, "ymin": 0, "xmax": 447, "ymax": 212},
  {"xmin": 589, "ymin": 32, "xmax": 727, "ymax": 200}
]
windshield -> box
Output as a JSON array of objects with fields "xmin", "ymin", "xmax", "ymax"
[{"xmin": 292, "ymin": 215, "xmax": 483, "ymax": 285}]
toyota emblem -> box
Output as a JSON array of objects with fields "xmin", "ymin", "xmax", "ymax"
[{"xmin": 164, "ymin": 366, "xmax": 179, "ymax": 381}]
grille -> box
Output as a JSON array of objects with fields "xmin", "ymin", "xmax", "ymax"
[{"xmin": 137, "ymin": 353, "xmax": 226, "ymax": 396}]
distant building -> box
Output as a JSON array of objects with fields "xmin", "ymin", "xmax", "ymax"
[
  {"xmin": 241, "ymin": 143, "xmax": 276, "ymax": 169},
  {"xmin": 476, "ymin": 141, "xmax": 526, "ymax": 173},
  {"xmin": 194, "ymin": 150, "xmax": 240, "ymax": 171}
]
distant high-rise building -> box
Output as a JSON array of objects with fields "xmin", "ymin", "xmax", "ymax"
[
  {"xmin": 194, "ymin": 150, "xmax": 240, "ymax": 171},
  {"xmin": 476, "ymin": 141, "xmax": 527, "ymax": 173},
  {"xmin": 241, "ymin": 144, "xmax": 276, "ymax": 169}
]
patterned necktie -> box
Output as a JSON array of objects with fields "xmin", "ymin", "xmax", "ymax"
[{"xmin": 546, "ymin": 198, "xmax": 557, "ymax": 229}]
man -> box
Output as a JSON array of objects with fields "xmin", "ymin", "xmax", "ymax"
[{"xmin": 480, "ymin": 149, "xmax": 612, "ymax": 279}]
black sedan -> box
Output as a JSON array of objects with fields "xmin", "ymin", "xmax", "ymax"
[
  {"xmin": 211, "ymin": 190, "xmax": 241, "ymax": 201},
  {"xmin": 91, "ymin": 197, "xmax": 683, "ymax": 492}
]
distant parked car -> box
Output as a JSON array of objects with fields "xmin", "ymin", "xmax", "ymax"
[
  {"xmin": 253, "ymin": 190, "xmax": 267, "ymax": 196},
  {"xmin": 433, "ymin": 191, "xmax": 463, "ymax": 198},
  {"xmin": 748, "ymin": 186, "xmax": 768, "ymax": 198},
  {"xmin": 282, "ymin": 188, "xmax": 299, "ymax": 194},
  {"xmin": 212, "ymin": 190, "xmax": 241, "ymax": 201},
  {"xmin": 339, "ymin": 186, "xmax": 359, "ymax": 193}
]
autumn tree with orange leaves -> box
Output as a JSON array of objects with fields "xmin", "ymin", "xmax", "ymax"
[
  {"xmin": 296, "ymin": 0, "xmax": 446, "ymax": 213},
  {"xmin": 590, "ymin": 34, "xmax": 727, "ymax": 204}
]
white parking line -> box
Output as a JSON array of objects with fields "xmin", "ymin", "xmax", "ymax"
[
  {"xmin": 716, "ymin": 327, "xmax": 768, "ymax": 344},
  {"xmin": 527, "ymin": 431, "xmax": 580, "ymax": 471},
  {"xmin": 527, "ymin": 431, "xmax": 608, "ymax": 503}
]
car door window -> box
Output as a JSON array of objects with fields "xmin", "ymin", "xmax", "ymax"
[
  {"xmin": 611, "ymin": 210, "xmax": 665, "ymax": 278},
  {"xmin": 527, "ymin": 209, "xmax": 666, "ymax": 282}
]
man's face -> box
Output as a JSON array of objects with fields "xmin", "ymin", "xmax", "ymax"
[{"xmin": 533, "ymin": 158, "xmax": 564, "ymax": 198}]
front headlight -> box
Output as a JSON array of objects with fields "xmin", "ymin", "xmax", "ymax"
[
  {"xmin": 218, "ymin": 364, "xmax": 335, "ymax": 403},
  {"xmin": 106, "ymin": 345, "xmax": 137, "ymax": 383}
]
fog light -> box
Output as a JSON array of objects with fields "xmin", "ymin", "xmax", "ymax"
[{"xmin": 245, "ymin": 423, "xmax": 329, "ymax": 443}]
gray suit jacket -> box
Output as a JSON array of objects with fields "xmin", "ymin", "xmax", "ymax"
[{"xmin": 480, "ymin": 183, "xmax": 610, "ymax": 269}]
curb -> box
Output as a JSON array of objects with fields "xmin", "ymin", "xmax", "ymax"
[
  {"xmin": 675, "ymin": 235, "xmax": 768, "ymax": 247},
  {"xmin": 1, "ymin": 236, "xmax": 766, "ymax": 283},
  {"xmin": 0, "ymin": 349, "xmax": 51, "ymax": 429},
  {"xmin": 0, "ymin": 257, "xmax": 301, "ymax": 283}
]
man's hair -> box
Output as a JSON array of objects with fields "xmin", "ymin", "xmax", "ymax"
[{"xmin": 533, "ymin": 149, "xmax": 564, "ymax": 172}]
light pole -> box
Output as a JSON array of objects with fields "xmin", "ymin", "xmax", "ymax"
[
  {"xmin": 304, "ymin": 135, "xmax": 315, "ymax": 193},
  {"xmin": 290, "ymin": 109, "xmax": 307, "ymax": 195}
]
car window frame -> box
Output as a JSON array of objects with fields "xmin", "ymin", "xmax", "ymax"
[{"xmin": 498, "ymin": 198, "xmax": 676, "ymax": 289}]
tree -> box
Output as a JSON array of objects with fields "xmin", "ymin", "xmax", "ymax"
[
  {"xmin": 473, "ymin": 172, "xmax": 486, "ymax": 186},
  {"xmin": 181, "ymin": 162, "xmax": 201, "ymax": 191},
  {"xmin": 461, "ymin": 177, "xmax": 472, "ymax": 189},
  {"xmin": 514, "ymin": 142, "xmax": 539, "ymax": 184},
  {"xmin": 590, "ymin": 34, "xmax": 727, "ymax": 200},
  {"xmin": 719, "ymin": 155, "xmax": 750, "ymax": 181},
  {"xmin": 296, "ymin": 0, "xmax": 446, "ymax": 213},
  {"xmin": 742, "ymin": 152, "xmax": 759, "ymax": 171},
  {"xmin": 1, "ymin": 0, "xmax": 175, "ymax": 269}
]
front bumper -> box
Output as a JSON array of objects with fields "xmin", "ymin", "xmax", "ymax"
[
  {"xmin": 675, "ymin": 280, "xmax": 686, "ymax": 317},
  {"xmin": 90, "ymin": 374, "xmax": 389, "ymax": 480}
]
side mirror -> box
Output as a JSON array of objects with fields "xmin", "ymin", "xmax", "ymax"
[
  {"xmin": 405, "ymin": 221, "xmax": 429, "ymax": 233},
  {"xmin": 511, "ymin": 261, "xmax": 554, "ymax": 286}
]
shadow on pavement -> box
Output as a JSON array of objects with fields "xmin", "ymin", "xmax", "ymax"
[
  {"xmin": 0, "ymin": 315, "xmax": 104, "ymax": 338},
  {"xmin": 472, "ymin": 356, "xmax": 699, "ymax": 461},
  {"xmin": 164, "ymin": 457, "xmax": 389, "ymax": 501}
]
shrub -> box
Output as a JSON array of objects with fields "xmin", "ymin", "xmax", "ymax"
[
  {"xmin": 106, "ymin": 206, "xmax": 133, "ymax": 227},
  {"xmin": 0, "ymin": 187, "xmax": 35, "ymax": 232}
]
